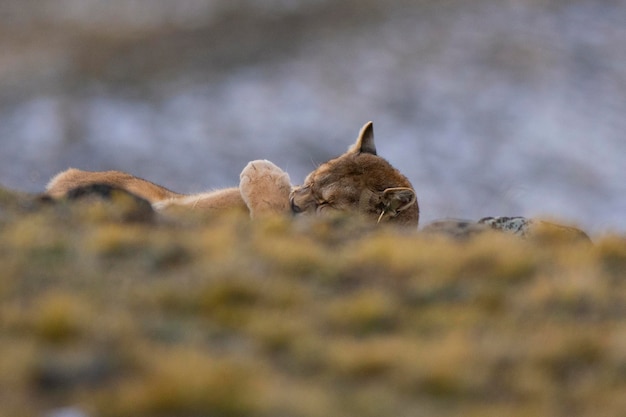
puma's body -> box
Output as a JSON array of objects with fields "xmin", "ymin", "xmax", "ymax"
[
  {"xmin": 46, "ymin": 122, "xmax": 420, "ymax": 225},
  {"xmin": 45, "ymin": 122, "xmax": 588, "ymax": 240},
  {"xmin": 47, "ymin": 162, "xmax": 289, "ymax": 218},
  {"xmin": 47, "ymin": 168, "xmax": 250, "ymax": 212}
]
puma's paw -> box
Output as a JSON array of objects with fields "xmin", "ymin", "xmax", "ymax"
[{"xmin": 239, "ymin": 160, "xmax": 292, "ymax": 218}]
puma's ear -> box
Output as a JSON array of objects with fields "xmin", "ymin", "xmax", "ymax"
[
  {"xmin": 382, "ymin": 187, "xmax": 417, "ymax": 215},
  {"xmin": 351, "ymin": 121, "xmax": 377, "ymax": 155}
]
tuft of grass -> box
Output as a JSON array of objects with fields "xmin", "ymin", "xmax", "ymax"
[
  {"xmin": 94, "ymin": 348, "xmax": 268, "ymax": 417},
  {"xmin": 324, "ymin": 289, "xmax": 400, "ymax": 336},
  {"xmin": 30, "ymin": 292, "xmax": 94, "ymax": 345},
  {"xmin": 86, "ymin": 224, "xmax": 150, "ymax": 258},
  {"xmin": 595, "ymin": 235, "xmax": 626, "ymax": 279}
]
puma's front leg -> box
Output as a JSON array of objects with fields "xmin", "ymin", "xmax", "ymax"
[{"xmin": 239, "ymin": 160, "xmax": 292, "ymax": 218}]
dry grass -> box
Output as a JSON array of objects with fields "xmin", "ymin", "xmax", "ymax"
[{"xmin": 1, "ymin": 188, "xmax": 625, "ymax": 417}]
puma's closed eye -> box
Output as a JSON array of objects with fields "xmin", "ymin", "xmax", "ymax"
[
  {"xmin": 316, "ymin": 203, "xmax": 332, "ymax": 214},
  {"xmin": 316, "ymin": 201, "xmax": 328, "ymax": 210}
]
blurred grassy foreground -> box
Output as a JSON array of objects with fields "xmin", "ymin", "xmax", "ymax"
[{"xmin": 1, "ymin": 187, "xmax": 626, "ymax": 417}]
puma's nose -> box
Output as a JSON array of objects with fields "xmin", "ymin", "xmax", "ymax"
[{"xmin": 290, "ymin": 197, "xmax": 303, "ymax": 214}]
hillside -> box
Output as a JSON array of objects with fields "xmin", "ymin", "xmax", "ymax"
[{"xmin": 1, "ymin": 188, "xmax": 625, "ymax": 417}]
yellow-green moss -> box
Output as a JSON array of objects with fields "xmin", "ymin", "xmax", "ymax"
[
  {"xmin": 0, "ymin": 189, "xmax": 625, "ymax": 417},
  {"xmin": 94, "ymin": 348, "xmax": 268, "ymax": 417},
  {"xmin": 31, "ymin": 292, "xmax": 94, "ymax": 344},
  {"xmin": 324, "ymin": 289, "xmax": 400, "ymax": 336}
]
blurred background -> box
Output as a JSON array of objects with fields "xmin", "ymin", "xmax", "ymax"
[{"xmin": 0, "ymin": 0, "xmax": 624, "ymax": 233}]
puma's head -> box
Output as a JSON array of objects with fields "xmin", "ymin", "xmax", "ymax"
[{"xmin": 290, "ymin": 122, "xmax": 419, "ymax": 227}]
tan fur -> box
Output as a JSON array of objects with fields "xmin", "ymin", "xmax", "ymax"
[
  {"xmin": 47, "ymin": 161, "xmax": 291, "ymax": 219},
  {"xmin": 47, "ymin": 168, "xmax": 182, "ymax": 201},
  {"xmin": 46, "ymin": 122, "xmax": 419, "ymax": 226},
  {"xmin": 290, "ymin": 122, "xmax": 419, "ymax": 226},
  {"xmin": 153, "ymin": 188, "xmax": 247, "ymax": 212}
]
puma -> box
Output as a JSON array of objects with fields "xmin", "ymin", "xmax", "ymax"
[{"xmin": 46, "ymin": 122, "xmax": 420, "ymax": 226}]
